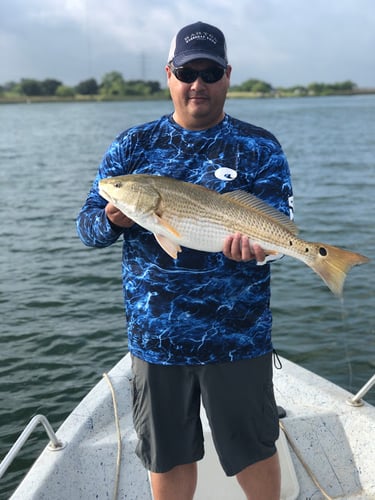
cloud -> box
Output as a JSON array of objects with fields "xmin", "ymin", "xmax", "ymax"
[{"xmin": 1, "ymin": 0, "xmax": 374, "ymax": 87}]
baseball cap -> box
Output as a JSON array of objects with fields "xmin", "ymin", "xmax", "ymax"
[{"xmin": 168, "ymin": 21, "xmax": 228, "ymax": 68}]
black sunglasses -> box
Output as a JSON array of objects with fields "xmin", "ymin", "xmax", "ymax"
[{"xmin": 170, "ymin": 64, "xmax": 226, "ymax": 84}]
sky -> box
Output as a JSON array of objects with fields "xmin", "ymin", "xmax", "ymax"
[{"xmin": 1, "ymin": 0, "xmax": 374, "ymax": 89}]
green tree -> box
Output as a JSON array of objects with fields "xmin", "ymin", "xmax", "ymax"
[
  {"xmin": 232, "ymin": 79, "xmax": 273, "ymax": 93},
  {"xmin": 41, "ymin": 79, "xmax": 62, "ymax": 95},
  {"xmin": 20, "ymin": 79, "xmax": 43, "ymax": 96},
  {"xmin": 307, "ymin": 82, "xmax": 324, "ymax": 95},
  {"xmin": 332, "ymin": 80, "xmax": 356, "ymax": 92},
  {"xmin": 123, "ymin": 80, "xmax": 161, "ymax": 96},
  {"xmin": 251, "ymin": 81, "xmax": 273, "ymax": 94},
  {"xmin": 145, "ymin": 80, "xmax": 162, "ymax": 94},
  {"xmin": 55, "ymin": 85, "xmax": 76, "ymax": 97},
  {"xmin": 308, "ymin": 81, "xmax": 357, "ymax": 95},
  {"xmin": 100, "ymin": 71, "xmax": 126, "ymax": 96},
  {"xmin": 76, "ymin": 78, "xmax": 99, "ymax": 95}
]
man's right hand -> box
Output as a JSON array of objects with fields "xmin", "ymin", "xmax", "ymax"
[{"xmin": 105, "ymin": 203, "xmax": 134, "ymax": 228}]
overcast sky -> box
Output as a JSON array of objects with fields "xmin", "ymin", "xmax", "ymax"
[{"xmin": 1, "ymin": 0, "xmax": 374, "ymax": 88}]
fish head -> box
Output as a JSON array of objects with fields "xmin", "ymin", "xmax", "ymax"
[{"xmin": 99, "ymin": 175, "xmax": 161, "ymax": 219}]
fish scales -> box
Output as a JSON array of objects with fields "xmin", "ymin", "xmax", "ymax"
[
  {"xmin": 157, "ymin": 183, "xmax": 302, "ymax": 258},
  {"xmin": 151, "ymin": 179, "xmax": 290, "ymax": 244},
  {"xmin": 151, "ymin": 188, "xmax": 230, "ymax": 252}
]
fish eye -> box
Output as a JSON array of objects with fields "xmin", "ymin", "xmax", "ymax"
[{"xmin": 114, "ymin": 182, "xmax": 122, "ymax": 188}]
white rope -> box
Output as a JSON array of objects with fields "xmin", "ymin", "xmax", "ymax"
[
  {"xmin": 103, "ymin": 372, "xmax": 122, "ymax": 500},
  {"xmin": 279, "ymin": 421, "xmax": 334, "ymax": 500}
]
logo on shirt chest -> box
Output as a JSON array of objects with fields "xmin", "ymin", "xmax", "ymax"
[{"xmin": 214, "ymin": 167, "xmax": 238, "ymax": 181}]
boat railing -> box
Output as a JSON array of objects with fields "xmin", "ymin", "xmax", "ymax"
[
  {"xmin": 0, "ymin": 414, "xmax": 65, "ymax": 480},
  {"xmin": 347, "ymin": 373, "xmax": 375, "ymax": 407}
]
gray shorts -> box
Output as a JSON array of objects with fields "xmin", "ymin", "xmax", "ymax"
[{"xmin": 131, "ymin": 352, "xmax": 279, "ymax": 476}]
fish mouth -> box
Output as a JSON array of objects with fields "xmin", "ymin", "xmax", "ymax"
[{"xmin": 99, "ymin": 187, "xmax": 111, "ymax": 202}]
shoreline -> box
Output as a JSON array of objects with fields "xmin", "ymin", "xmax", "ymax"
[{"xmin": 1, "ymin": 88, "xmax": 375, "ymax": 105}]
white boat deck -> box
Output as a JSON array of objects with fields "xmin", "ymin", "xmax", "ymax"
[{"xmin": 9, "ymin": 354, "xmax": 375, "ymax": 500}]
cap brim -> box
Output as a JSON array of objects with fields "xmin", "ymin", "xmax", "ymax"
[{"xmin": 173, "ymin": 51, "xmax": 227, "ymax": 68}]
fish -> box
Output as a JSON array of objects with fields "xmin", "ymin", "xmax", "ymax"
[{"xmin": 99, "ymin": 174, "xmax": 370, "ymax": 297}]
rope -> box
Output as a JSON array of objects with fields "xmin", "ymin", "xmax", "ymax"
[
  {"xmin": 279, "ymin": 421, "xmax": 334, "ymax": 500},
  {"xmin": 103, "ymin": 372, "xmax": 122, "ymax": 500}
]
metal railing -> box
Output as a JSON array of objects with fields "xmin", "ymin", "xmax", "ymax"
[
  {"xmin": 0, "ymin": 414, "xmax": 65, "ymax": 480},
  {"xmin": 347, "ymin": 374, "xmax": 375, "ymax": 407}
]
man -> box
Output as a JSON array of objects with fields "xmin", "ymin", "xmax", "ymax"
[{"xmin": 77, "ymin": 21, "xmax": 293, "ymax": 500}]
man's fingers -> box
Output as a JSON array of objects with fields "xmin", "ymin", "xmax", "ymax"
[
  {"xmin": 105, "ymin": 203, "xmax": 134, "ymax": 228},
  {"xmin": 223, "ymin": 233, "xmax": 265, "ymax": 262}
]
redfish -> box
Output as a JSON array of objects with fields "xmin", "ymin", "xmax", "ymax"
[{"xmin": 99, "ymin": 174, "xmax": 369, "ymax": 297}]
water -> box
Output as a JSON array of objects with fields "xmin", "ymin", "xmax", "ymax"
[{"xmin": 0, "ymin": 96, "xmax": 374, "ymax": 497}]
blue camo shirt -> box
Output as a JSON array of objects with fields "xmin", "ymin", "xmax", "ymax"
[{"xmin": 76, "ymin": 113, "xmax": 293, "ymax": 366}]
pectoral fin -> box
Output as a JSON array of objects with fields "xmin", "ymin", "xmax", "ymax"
[
  {"xmin": 153, "ymin": 214, "xmax": 181, "ymax": 238},
  {"xmin": 154, "ymin": 234, "xmax": 182, "ymax": 259}
]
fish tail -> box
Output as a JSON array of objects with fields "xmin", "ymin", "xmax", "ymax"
[{"xmin": 309, "ymin": 243, "xmax": 370, "ymax": 297}]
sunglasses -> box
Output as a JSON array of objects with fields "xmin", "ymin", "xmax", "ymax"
[{"xmin": 170, "ymin": 64, "xmax": 226, "ymax": 84}]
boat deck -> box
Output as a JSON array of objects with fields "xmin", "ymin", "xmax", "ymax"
[{"xmin": 10, "ymin": 354, "xmax": 375, "ymax": 500}]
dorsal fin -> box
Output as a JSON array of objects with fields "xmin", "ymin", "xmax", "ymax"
[{"xmin": 222, "ymin": 190, "xmax": 299, "ymax": 235}]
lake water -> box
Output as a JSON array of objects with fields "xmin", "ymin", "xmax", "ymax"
[{"xmin": 0, "ymin": 96, "xmax": 374, "ymax": 497}]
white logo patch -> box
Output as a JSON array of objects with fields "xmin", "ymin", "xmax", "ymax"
[{"xmin": 214, "ymin": 167, "xmax": 237, "ymax": 181}]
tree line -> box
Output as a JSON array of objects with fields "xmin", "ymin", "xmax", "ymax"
[
  {"xmin": 231, "ymin": 79, "xmax": 358, "ymax": 96},
  {"xmin": 0, "ymin": 71, "xmax": 164, "ymax": 99},
  {"xmin": 0, "ymin": 71, "xmax": 359, "ymax": 99}
]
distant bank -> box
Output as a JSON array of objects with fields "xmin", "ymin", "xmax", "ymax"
[{"xmin": 1, "ymin": 88, "xmax": 374, "ymax": 104}]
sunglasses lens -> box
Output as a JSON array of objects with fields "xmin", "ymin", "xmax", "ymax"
[
  {"xmin": 172, "ymin": 66, "xmax": 225, "ymax": 84},
  {"xmin": 174, "ymin": 68, "xmax": 197, "ymax": 83},
  {"xmin": 201, "ymin": 67, "xmax": 225, "ymax": 83}
]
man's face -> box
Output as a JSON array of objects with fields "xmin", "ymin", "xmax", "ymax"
[{"xmin": 166, "ymin": 59, "xmax": 232, "ymax": 131}]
